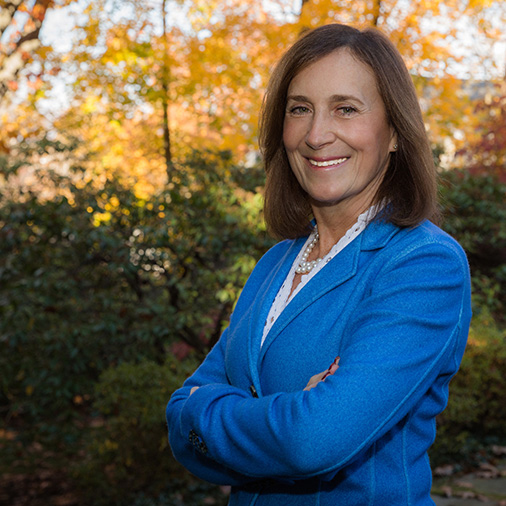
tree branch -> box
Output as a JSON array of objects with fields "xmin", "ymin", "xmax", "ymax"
[
  {"xmin": 208, "ymin": 302, "xmax": 231, "ymax": 350},
  {"xmin": 0, "ymin": 0, "xmax": 24, "ymax": 35}
]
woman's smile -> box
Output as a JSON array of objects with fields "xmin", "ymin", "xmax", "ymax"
[{"xmin": 307, "ymin": 157, "xmax": 349, "ymax": 169}]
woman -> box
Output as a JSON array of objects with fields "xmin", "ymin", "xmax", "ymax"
[{"xmin": 166, "ymin": 24, "xmax": 471, "ymax": 505}]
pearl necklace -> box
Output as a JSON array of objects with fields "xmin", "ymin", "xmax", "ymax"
[{"xmin": 295, "ymin": 229, "xmax": 322, "ymax": 274}]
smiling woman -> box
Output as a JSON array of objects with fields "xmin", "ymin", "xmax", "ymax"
[
  {"xmin": 261, "ymin": 24, "xmax": 438, "ymax": 241},
  {"xmin": 282, "ymin": 49, "xmax": 397, "ymax": 244},
  {"xmin": 166, "ymin": 23, "xmax": 472, "ymax": 506}
]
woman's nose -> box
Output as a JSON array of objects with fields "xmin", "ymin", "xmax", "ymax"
[{"xmin": 305, "ymin": 112, "xmax": 335, "ymax": 150}]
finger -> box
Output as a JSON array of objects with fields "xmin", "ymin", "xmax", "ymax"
[
  {"xmin": 303, "ymin": 373, "xmax": 324, "ymax": 391},
  {"xmin": 321, "ymin": 367, "xmax": 336, "ymax": 380},
  {"xmin": 304, "ymin": 357, "xmax": 341, "ymax": 391},
  {"xmin": 322, "ymin": 356, "xmax": 340, "ymax": 380}
]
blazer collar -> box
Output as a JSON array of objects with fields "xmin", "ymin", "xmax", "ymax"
[{"xmin": 361, "ymin": 219, "xmax": 400, "ymax": 250}]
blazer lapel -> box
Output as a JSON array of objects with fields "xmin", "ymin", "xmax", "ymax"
[
  {"xmin": 245, "ymin": 238, "xmax": 305, "ymax": 392},
  {"xmin": 257, "ymin": 220, "xmax": 400, "ymax": 363},
  {"xmin": 258, "ymin": 230, "xmax": 362, "ymax": 363}
]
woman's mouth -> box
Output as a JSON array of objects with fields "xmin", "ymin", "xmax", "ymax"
[{"xmin": 308, "ymin": 157, "xmax": 349, "ymax": 168}]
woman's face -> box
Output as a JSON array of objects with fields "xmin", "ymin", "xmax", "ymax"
[{"xmin": 283, "ymin": 49, "xmax": 397, "ymax": 216}]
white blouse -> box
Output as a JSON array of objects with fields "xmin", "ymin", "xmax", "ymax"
[{"xmin": 261, "ymin": 205, "xmax": 380, "ymax": 347}]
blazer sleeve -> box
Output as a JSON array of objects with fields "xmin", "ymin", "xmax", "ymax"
[
  {"xmin": 173, "ymin": 238, "xmax": 472, "ymax": 481},
  {"xmin": 166, "ymin": 327, "xmax": 258, "ymax": 486}
]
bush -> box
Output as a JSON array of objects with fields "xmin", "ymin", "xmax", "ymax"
[
  {"xmin": 73, "ymin": 355, "xmax": 219, "ymax": 505},
  {"xmin": 433, "ymin": 167, "xmax": 506, "ymax": 468},
  {"xmin": 431, "ymin": 309, "xmax": 506, "ymax": 467},
  {"xmin": 440, "ymin": 169, "xmax": 506, "ymax": 321},
  {"xmin": 0, "ymin": 148, "xmax": 272, "ymax": 503},
  {"xmin": 0, "ymin": 150, "xmax": 272, "ymax": 447}
]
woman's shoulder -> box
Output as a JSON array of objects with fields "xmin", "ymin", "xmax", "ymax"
[
  {"xmin": 363, "ymin": 219, "xmax": 468, "ymax": 269},
  {"xmin": 255, "ymin": 237, "xmax": 303, "ymax": 268},
  {"xmin": 403, "ymin": 220, "xmax": 466, "ymax": 254},
  {"xmin": 230, "ymin": 237, "xmax": 303, "ymax": 313},
  {"xmin": 377, "ymin": 219, "xmax": 470, "ymax": 273}
]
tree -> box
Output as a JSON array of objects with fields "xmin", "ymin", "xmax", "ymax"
[
  {"xmin": 0, "ymin": 0, "xmax": 82, "ymax": 169},
  {"xmin": 0, "ymin": 145, "xmax": 272, "ymax": 445},
  {"xmin": 45, "ymin": 0, "xmax": 294, "ymax": 190},
  {"xmin": 454, "ymin": 82, "xmax": 506, "ymax": 182},
  {"xmin": 296, "ymin": 0, "xmax": 506, "ymax": 142},
  {"xmin": 0, "ymin": 0, "xmax": 71, "ymax": 102},
  {"xmin": 28, "ymin": 0, "xmax": 504, "ymax": 188}
]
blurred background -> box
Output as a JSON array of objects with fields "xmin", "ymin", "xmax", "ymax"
[{"xmin": 1, "ymin": 1, "xmax": 505, "ymax": 505}]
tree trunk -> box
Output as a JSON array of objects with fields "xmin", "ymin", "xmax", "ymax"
[
  {"xmin": 161, "ymin": 0, "xmax": 172, "ymax": 181},
  {"xmin": 372, "ymin": 0, "xmax": 382, "ymax": 26}
]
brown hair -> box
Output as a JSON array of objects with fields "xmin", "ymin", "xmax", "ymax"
[{"xmin": 259, "ymin": 23, "xmax": 439, "ymax": 239}]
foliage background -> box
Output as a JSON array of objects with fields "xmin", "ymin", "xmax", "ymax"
[{"xmin": 1, "ymin": 0, "xmax": 506, "ymax": 504}]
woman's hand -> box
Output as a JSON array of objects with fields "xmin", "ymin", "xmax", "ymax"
[
  {"xmin": 303, "ymin": 356, "xmax": 340, "ymax": 391},
  {"xmin": 190, "ymin": 356, "xmax": 340, "ymax": 395}
]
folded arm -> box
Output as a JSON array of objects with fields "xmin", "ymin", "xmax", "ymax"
[
  {"xmin": 166, "ymin": 327, "xmax": 258, "ymax": 486},
  {"xmin": 171, "ymin": 241, "xmax": 471, "ymax": 481}
]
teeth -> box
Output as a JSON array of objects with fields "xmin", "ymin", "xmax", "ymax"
[{"xmin": 309, "ymin": 157, "xmax": 348, "ymax": 167}]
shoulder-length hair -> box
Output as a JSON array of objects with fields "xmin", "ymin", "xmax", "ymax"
[{"xmin": 259, "ymin": 23, "xmax": 439, "ymax": 239}]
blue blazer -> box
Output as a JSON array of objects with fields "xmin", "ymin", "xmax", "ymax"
[{"xmin": 166, "ymin": 220, "xmax": 472, "ymax": 506}]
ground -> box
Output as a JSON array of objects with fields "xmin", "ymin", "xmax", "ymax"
[
  {"xmin": 432, "ymin": 451, "xmax": 506, "ymax": 506},
  {"xmin": 1, "ymin": 448, "xmax": 506, "ymax": 505}
]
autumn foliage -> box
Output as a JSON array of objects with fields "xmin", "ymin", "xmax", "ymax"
[
  {"xmin": 456, "ymin": 83, "xmax": 506, "ymax": 182},
  {"xmin": 2, "ymin": 0, "xmax": 506, "ymax": 181}
]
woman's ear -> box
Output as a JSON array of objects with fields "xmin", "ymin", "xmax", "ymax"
[{"xmin": 389, "ymin": 131, "xmax": 398, "ymax": 153}]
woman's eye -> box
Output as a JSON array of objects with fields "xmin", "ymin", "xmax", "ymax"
[
  {"xmin": 338, "ymin": 106, "xmax": 357, "ymax": 116},
  {"xmin": 288, "ymin": 106, "xmax": 311, "ymax": 115}
]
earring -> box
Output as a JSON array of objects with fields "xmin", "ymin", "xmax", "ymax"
[{"xmin": 393, "ymin": 143, "xmax": 398, "ymax": 151}]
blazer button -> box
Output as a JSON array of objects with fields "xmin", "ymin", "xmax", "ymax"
[{"xmin": 188, "ymin": 430, "xmax": 208, "ymax": 454}]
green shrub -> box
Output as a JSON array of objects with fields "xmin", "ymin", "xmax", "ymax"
[
  {"xmin": 0, "ymin": 150, "xmax": 272, "ymax": 446},
  {"xmin": 434, "ymin": 167, "xmax": 506, "ymax": 468},
  {"xmin": 0, "ymin": 148, "xmax": 271, "ymax": 503},
  {"xmin": 72, "ymin": 355, "xmax": 225, "ymax": 505},
  {"xmin": 440, "ymin": 170, "xmax": 506, "ymax": 321},
  {"xmin": 431, "ymin": 310, "xmax": 506, "ymax": 467}
]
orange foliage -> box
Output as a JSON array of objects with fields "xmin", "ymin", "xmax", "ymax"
[
  {"xmin": 2, "ymin": 0, "xmax": 506, "ymax": 191},
  {"xmin": 455, "ymin": 83, "xmax": 506, "ymax": 182}
]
